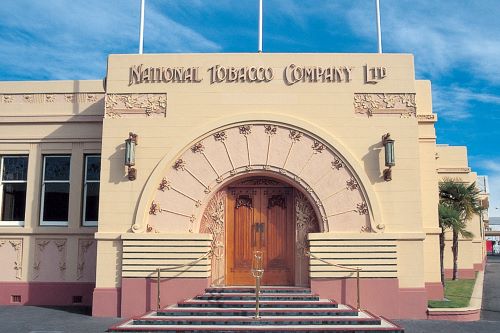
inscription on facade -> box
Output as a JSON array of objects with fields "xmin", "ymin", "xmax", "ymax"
[{"xmin": 129, "ymin": 64, "xmax": 388, "ymax": 86}]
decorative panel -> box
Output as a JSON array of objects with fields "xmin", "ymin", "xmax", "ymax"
[
  {"xmin": 0, "ymin": 239, "xmax": 23, "ymax": 281},
  {"xmin": 33, "ymin": 239, "xmax": 67, "ymax": 282},
  {"xmin": 105, "ymin": 93, "xmax": 167, "ymax": 118},
  {"xmin": 77, "ymin": 239, "xmax": 97, "ymax": 282},
  {"xmin": 354, "ymin": 93, "xmax": 416, "ymax": 117}
]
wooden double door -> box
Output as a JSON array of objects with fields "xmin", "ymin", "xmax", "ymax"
[{"xmin": 226, "ymin": 187, "xmax": 295, "ymax": 286}]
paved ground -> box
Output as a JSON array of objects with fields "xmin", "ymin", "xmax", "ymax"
[{"xmin": 1, "ymin": 256, "xmax": 499, "ymax": 332}]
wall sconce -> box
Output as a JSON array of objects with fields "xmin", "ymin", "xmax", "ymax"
[
  {"xmin": 125, "ymin": 132, "xmax": 138, "ymax": 181},
  {"xmin": 382, "ymin": 133, "xmax": 395, "ymax": 181}
]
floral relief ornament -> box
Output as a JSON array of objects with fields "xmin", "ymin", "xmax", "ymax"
[
  {"xmin": 239, "ymin": 125, "xmax": 252, "ymax": 136},
  {"xmin": 264, "ymin": 125, "xmax": 277, "ymax": 136}
]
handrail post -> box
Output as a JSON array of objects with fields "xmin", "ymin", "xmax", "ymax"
[
  {"xmin": 157, "ymin": 267, "xmax": 161, "ymax": 310},
  {"xmin": 356, "ymin": 268, "xmax": 361, "ymax": 310},
  {"xmin": 251, "ymin": 250, "xmax": 264, "ymax": 320}
]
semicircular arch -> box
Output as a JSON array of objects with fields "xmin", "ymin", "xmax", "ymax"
[{"xmin": 134, "ymin": 114, "xmax": 382, "ymax": 234}]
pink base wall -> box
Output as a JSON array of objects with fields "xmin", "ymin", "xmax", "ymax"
[
  {"xmin": 444, "ymin": 268, "xmax": 475, "ymax": 279},
  {"xmin": 120, "ymin": 277, "xmax": 210, "ymax": 318},
  {"xmin": 473, "ymin": 256, "xmax": 486, "ymax": 272},
  {"xmin": 425, "ymin": 282, "xmax": 444, "ymax": 300},
  {"xmin": 0, "ymin": 282, "xmax": 95, "ymax": 306},
  {"xmin": 92, "ymin": 288, "xmax": 121, "ymax": 317},
  {"xmin": 311, "ymin": 278, "xmax": 428, "ymax": 319}
]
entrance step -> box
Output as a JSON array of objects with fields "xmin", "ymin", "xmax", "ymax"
[{"xmin": 109, "ymin": 287, "xmax": 404, "ymax": 332}]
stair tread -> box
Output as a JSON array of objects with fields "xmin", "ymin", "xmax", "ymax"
[
  {"xmin": 160, "ymin": 304, "xmax": 354, "ymax": 312},
  {"xmin": 112, "ymin": 317, "xmax": 402, "ymax": 331}
]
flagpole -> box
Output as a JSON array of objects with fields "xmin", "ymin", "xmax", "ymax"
[
  {"xmin": 258, "ymin": 0, "xmax": 263, "ymax": 53},
  {"xmin": 376, "ymin": 0, "xmax": 382, "ymax": 53},
  {"xmin": 139, "ymin": 0, "xmax": 145, "ymax": 54}
]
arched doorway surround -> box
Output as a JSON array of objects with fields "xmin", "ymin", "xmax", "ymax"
[{"xmin": 134, "ymin": 116, "xmax": 383, "ymax": 285}]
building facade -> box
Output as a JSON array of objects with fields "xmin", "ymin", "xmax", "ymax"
[{"xmin": 0, "ymin": 53, "xmax": 486, "ymax": 319}]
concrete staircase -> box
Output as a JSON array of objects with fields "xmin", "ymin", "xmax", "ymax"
[{"xmin": 109, "ymin": 287, "xmax": 404, "ymax": 332}]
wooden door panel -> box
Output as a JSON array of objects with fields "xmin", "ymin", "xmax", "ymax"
[
  {"xmin": 263, "ymin": 192, "xmax": 293, "ymax": 285},
  {"xmin": 226, "ymin": 187, "xmax": 294, "ymax": 286}
]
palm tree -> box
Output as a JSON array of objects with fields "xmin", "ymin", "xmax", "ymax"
[
  {"xmin": 439, "ymin": 178, "xmax": 480, "ymax": 280},
  {"xmin": 438, "ymin": 203, "xmax": 460, "ymax": 286}
]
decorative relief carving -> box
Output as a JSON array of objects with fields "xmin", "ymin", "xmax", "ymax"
[
  {"xmin": 268, "ymin": 195, "xmax": 286, "ymax": 209},
  {"xmin": 158, "ymin": 178, "xmax": 171, "ymax": 191},
  {"xmin": 312, "ymin": 140, "xmax": 325, "ymax": 153},
  {"xmin": 149, "ymin": 200, "xmax": 197, "ymax": 231},
  {"xmin": 200, "ymin": 191, "xmax": 226, "ymax": 286},
  {"xmin": 0, "ymin": 93, "xmax": 104, "ymax": 105},
  {"xmin": 77, "ymin": 240, "xmax": 94, "ymax": 280},
  {"xmin": 331, "ymin": 158, "xmax": 344, "ymax": 170},
  {"xmin": 54, "ymin": 240, "xmax": 67, "ymax": 278},
  {"xmin": 239, "ymin": 125, "xmax": 252, "ymax": 136},
  {"xmin": 295, "ymin": 192, "xmax": 319, "ymax": 257},
  {"xmin": 239, "ymin": 178, "xmax": 283, "ymax": 186},
  {"xmin": 33, "ymin": 239, "xmax": 67, "ymax": 280},
  {"xmin": 146, "ymin": 224, "xmax": 160, "ymax": 233},
  {"xmin": 0, "ymin": 240, "xmax": 23, "ymax": 280},
  {"xmin": 214, "ymin": 130, "xmax": 235, "ymax": 173},
  {"xmin": 289, "ymin": 130, "xmax": 303, "ymax": 141},
  {"xmin": 149, "ymin": 201, "xmax": 161, "ymax": 215},
  {"xmin": 2, "ymin": 95, "xmax": 14, "ymax": 103},
  {"xmin": 417, "ymin": 114, "xmax": 437, "ymax": 121},
  {"xmin": 173, "ymin": 159, "xmax": 186, "ymax": 171},
  {"xmin": 213, "ymin": 131, "xmax": 227, "ymax": 142},
  {"xmin": 354, "ymin": 93, "xmax": 416, "ymax": 117},
  {"xmin": 191, "ymin": 142, "xmax": 205, "ymax": 154},
  {"xmin": 104, "ymin": 93, "xmax": 167, "ymax": 118},
  {"xmin": 264, "ymin": 125, "xmax": 277, "ymax": 136},
  {"xmin": 45, "ymin": 94, "xmax": 55, "ymax": 103},
  {"xmin": 357, "ymin": 202, "xmax": 369, "ymax": 215},
  {"xmin": 346, "ymin": 178, "xmax": 359, "ymax": 191},
  {"xmin": 236, "ymin": 195, "xmax": 253, "ymax": 209}
]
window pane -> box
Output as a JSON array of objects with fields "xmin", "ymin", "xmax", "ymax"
[
  {"xmin": 84, "ymin": 183, "xmax": 100, "ymax": 222},
  {"xmin": 44, "ymin": 156, "xmax": 70, "ymax": 181},
  {"xmin": 86, "ymin": 156, "xmax": 101, "ymax": 181},
  {"xmin": 43, "ymin": 183, "xmax": 69, "ymax": 221},
  {"xmin": 2, "ymin": 183, "xmax": 27, "ymax": 221},
  {"xmin": 2, "ymin": 157, "xmax": 28, "ymax": 181}
]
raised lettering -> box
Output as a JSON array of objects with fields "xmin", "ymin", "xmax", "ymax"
[{"xmin": 129, "ymin": 65, "xmax": 143, "ymax": 85}]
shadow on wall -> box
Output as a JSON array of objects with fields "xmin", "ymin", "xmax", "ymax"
[{"xmin": 362, "ymin": 142, "xmax": 384, "ymax": 185}]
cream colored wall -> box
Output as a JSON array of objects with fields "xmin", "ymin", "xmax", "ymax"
[
  {"xmin": 436, "ymin": 146, "xmax": 485, "ymax": 275},
  {"xmin": 94, "ymin": 53, "xmax": 432, "ymax": 289},
  {"xmin": 0, "ymin": 81, "xmax": 103, "ymax": 283},
  {"xmin": 415, "ymin": 81, "xmax": 441, "ymax": 285}
]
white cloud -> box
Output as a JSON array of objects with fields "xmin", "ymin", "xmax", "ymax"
[
  {"xmin": 432, "ymin": 85, "xmax": 500, "ymax": 120},
  {"xmin": 0, "ymin": 0, "xmax": 220, "ymax": 80},
  {"xmin": 345, "ymin": 1, "xmax": 500, "ymax": 84}
]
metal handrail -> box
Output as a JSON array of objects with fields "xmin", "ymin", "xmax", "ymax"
[
  {"xmin": 306, "ymin": 251, "xmax": 362, "ymax": 310},
  {"xmin": 155, "ymin": 249, "xmax": 213, "ymax": 310}
]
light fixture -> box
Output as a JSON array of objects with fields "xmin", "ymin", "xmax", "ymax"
[
  {"xmin": 125, "ymin": 132, "xmax": 138, "ymax": 181},
  {"xmin": 382, "ymin": 133, "xmax": 395, "ymax": 181}
]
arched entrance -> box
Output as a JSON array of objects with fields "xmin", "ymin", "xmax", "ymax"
[
  {"xmin": 142, "ymin": 122, "xmax": 379, "ymax": 286},
  {"xmin": 200, "ymin": 176, "xmax": 320, "ymax": 287}
]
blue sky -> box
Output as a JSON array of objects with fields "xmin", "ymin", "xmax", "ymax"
[{"xmin": 1, "ymin": 0, "xmax": 499, "ymax": 216}]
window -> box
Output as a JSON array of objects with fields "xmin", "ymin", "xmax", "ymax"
[
  {"xmin": 0, "ymin": 156, "xmax": 28, "ymax": 226},
  {"xmin": 83, "ymin": 155, "xmax": 100, "ymax": 226},
  {"xmin": 41, "ymin": 156, "xmax": 71, "ymax": 226}
]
